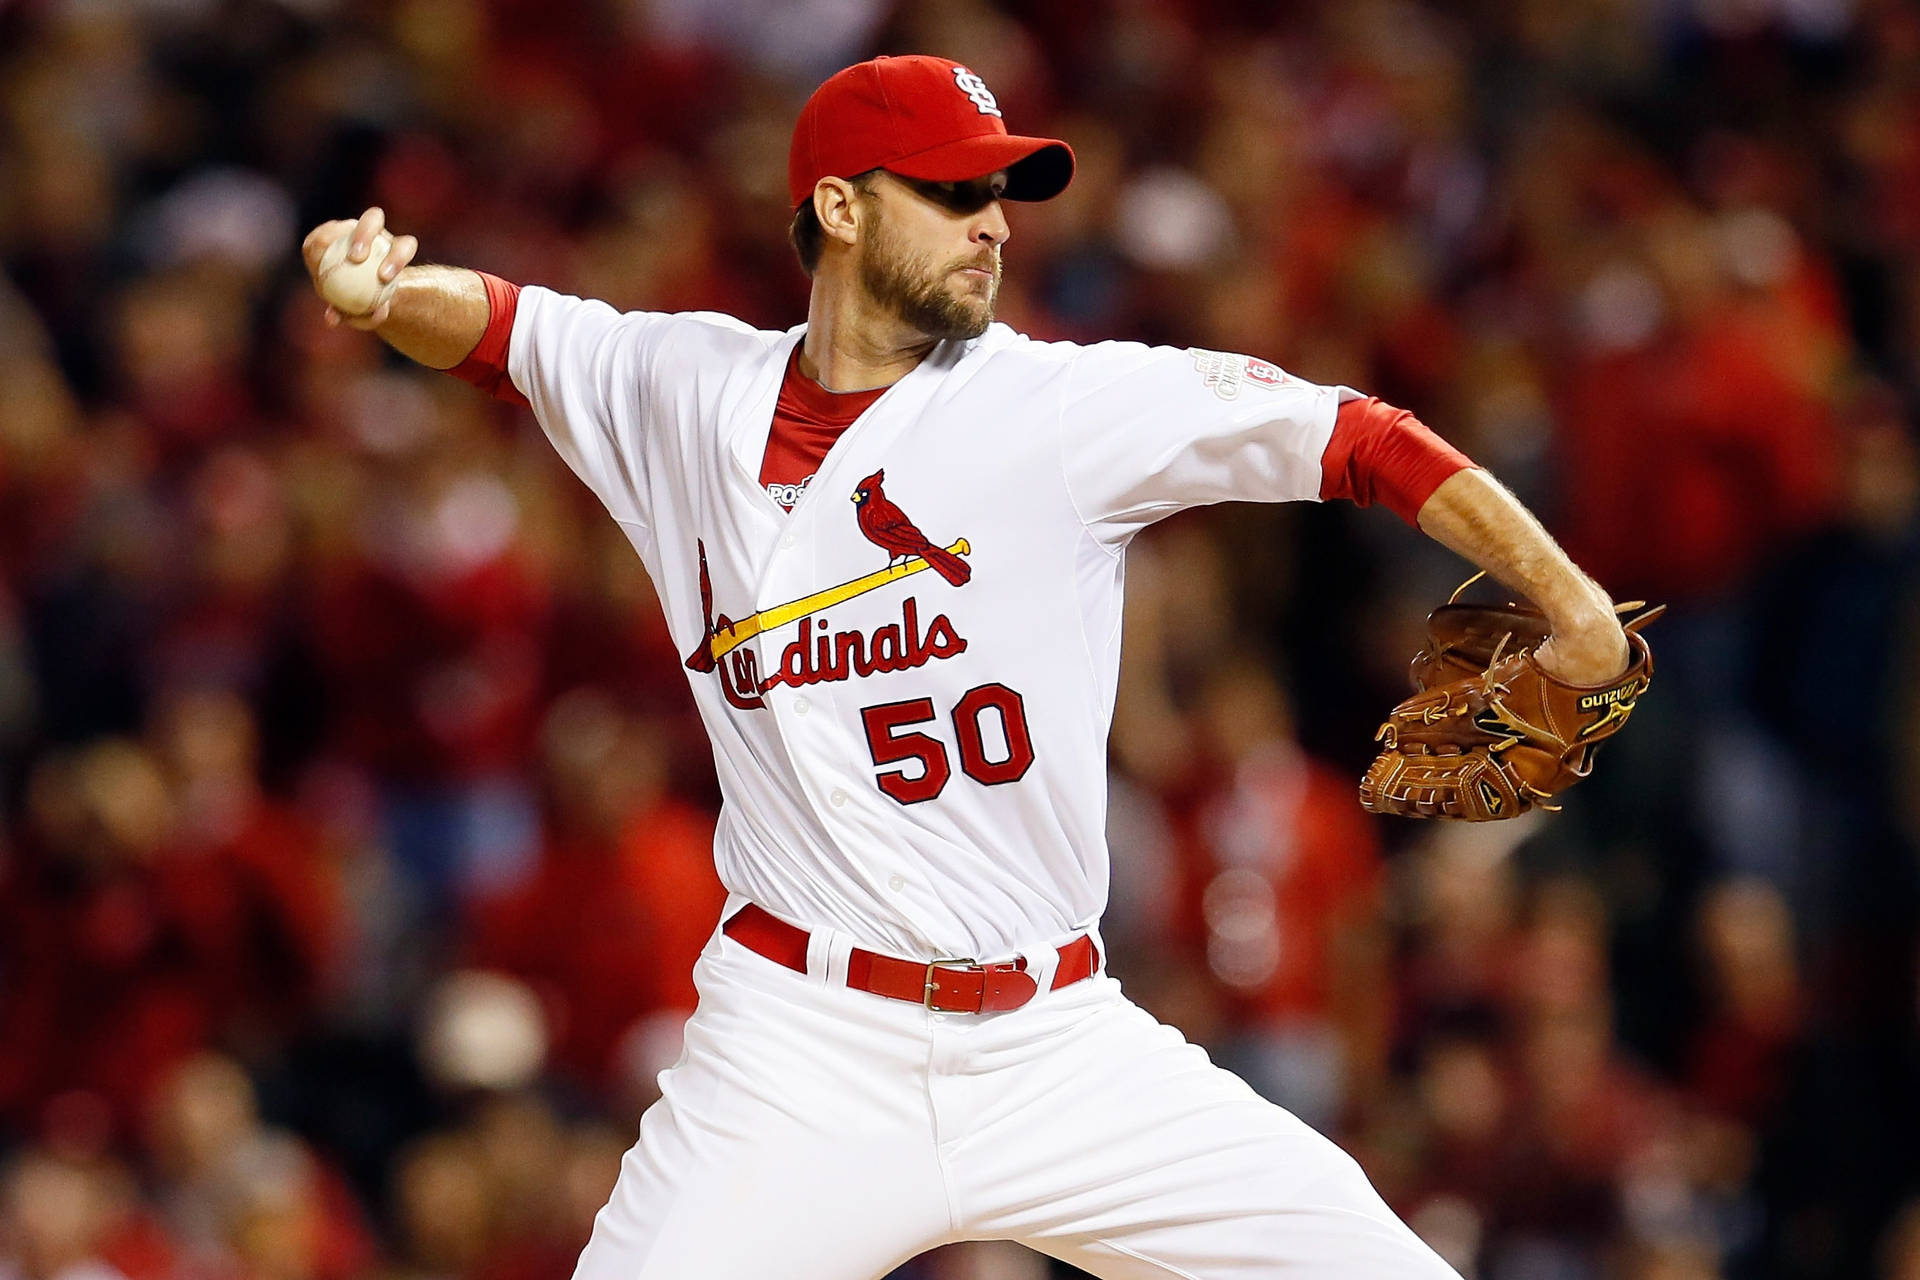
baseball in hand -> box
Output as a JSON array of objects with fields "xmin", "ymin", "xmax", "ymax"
[{"xmin": 317, "ymin": 230, "xmax": 396, "ymax": 316}]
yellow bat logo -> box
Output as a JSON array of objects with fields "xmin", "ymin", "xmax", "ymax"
[{"xmin": 701, "ymin": 538, "xmax": 970, "ymax": 664}]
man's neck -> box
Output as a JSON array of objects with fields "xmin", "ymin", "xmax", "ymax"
[{"xmin": 797, "ymin": 274, "xmax": 938, "ymax": 393}]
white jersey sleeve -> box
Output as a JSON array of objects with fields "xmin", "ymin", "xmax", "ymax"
[
  {"xmin": 506, "ymin": 286, "xmax": 768, "ymax": 537},
  {"xmin": 506, "ymin": 286, "xmax": 676, "ymax": 530},
  {"xmin": 1056, "ymin": 341, "xmax": 1361, "ymax": 543}
]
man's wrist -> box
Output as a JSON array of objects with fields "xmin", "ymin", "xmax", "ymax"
[
  {"xmin": 1546, "ymin": 604, "xmax": 1623, "ymax": 642},
  {"xmin": 1536, "ymin": 612, "xmax": 1631, "ymax": 684},
  {"xmin": 1537, "ymin": 576, "xmax": 1617, "ymax": 635}
]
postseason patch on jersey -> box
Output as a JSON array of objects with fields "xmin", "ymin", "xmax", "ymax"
[
  {"xmin": 1188, "ymin": 348, "xmax": 1294, "ymax": 401},
  {"xmin": 768, "ymin": 475, "xmax": 813, "ymax": 510}
]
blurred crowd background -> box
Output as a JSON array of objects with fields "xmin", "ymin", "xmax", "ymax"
[{"xmin": 2, "ymin": 0, "xmax": 1919, "ymax": 1278}]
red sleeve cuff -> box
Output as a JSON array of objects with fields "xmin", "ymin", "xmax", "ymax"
[
  {"xmin": 1318, "ymin": 396, "xmax": 1476, "ymax": 525},
  {"xmin": 445, "ymin": 272, "xmax": 528, "ymax": 407}
]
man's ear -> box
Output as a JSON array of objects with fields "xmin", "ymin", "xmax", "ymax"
[{"xmin": 814, "ymin": 177, "xmax": 865, "ymax": 250}]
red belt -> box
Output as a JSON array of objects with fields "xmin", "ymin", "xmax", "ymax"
[{"xmin": 723, "ymin": 902, "xmax": 1100, "ymax": 1014}]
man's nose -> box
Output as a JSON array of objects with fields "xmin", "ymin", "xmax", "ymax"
[{"xmin": 973, "ymin": 200, "xmax": 1009, "ymax": 247}]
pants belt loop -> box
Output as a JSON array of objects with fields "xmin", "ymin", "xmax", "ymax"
[
  {"xmin": 1079, "ymin": 922, "xmax": 1108, "ymax": 978},
  {"xmin": 1016, "ymin": 942, "xmax": 1058, "ymax": 994},
  {"xmin": 819, "ymin": 927, "xmax": 854, "ymax": 990}
]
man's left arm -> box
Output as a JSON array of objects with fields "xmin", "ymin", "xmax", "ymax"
[
  {"xmin": 1414, "ymin": 467, "xmax": 1631, "ymax": 686},
  {"xmin": 1317, "ymin": 393, "xmax": 1630, "ymax": 686},
  {"xmin": 1050, "ymin": 350, "xmax": 1632, "ymax": 688}
]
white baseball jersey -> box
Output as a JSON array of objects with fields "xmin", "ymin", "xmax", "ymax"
[{"xmin": 507, "ymin": 287, "xmax": 1361, "ymax": 962}]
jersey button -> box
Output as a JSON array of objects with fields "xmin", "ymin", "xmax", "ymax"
[
  {"xmin": 829, "ymin": 788, "xmax": 848, "ymax": 808},
  {"xmin": 780, "ymin": 533, "xmax": 796, "ymax": 549},
  {"xmin": 888, "ymin": 875, "xmax": 906, "ymax": 892},
  {"xmin": 793, "ymin": 696, "xmax": 810, "ymax": 716}
]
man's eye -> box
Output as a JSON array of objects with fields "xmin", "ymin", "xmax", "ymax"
[{"xmin": 911, "ymin": 179, "xmax": 997, "ymax": 212}]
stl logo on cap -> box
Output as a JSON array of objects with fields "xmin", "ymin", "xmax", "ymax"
[{"xmin": 951, "ymin": 67, "xmax": 1002, "ymax": 117}]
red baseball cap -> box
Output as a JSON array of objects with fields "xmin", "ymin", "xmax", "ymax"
[{"xmin": 788, "ymin": 55, "xmax": 1075, "ymax": 210}]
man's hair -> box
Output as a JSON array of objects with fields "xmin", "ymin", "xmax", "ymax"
[{"xmin": 790, "ymin": 169, "xmax": 882, "ymax": 276}]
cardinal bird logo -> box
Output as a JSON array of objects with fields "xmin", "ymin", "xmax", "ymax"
[
  {"xmin": 851, "ymin": 469, "xmax": 972, "ymax": 587},
  {"xmin": 679, "ymin": 471, "xmax": 976, "ymax": 709}
]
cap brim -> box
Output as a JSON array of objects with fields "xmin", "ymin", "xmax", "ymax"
[{"xmin": 885, "ymin": 134, "xmax": 1075, "ymax": 202}]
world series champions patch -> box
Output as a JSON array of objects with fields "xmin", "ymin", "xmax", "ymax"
[{"xmin": 1188, "ymin": 348, "xmax": 1296, "ymax": 401}]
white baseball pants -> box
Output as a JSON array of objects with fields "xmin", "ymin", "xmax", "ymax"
[{"xmin": 572, "ymin": 908, "xmax": 1458, "ymax": 1280}]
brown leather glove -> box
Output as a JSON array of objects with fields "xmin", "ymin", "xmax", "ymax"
[{"xmin": 1358, "ymin": 582, "xmax": 1662, "ymax": 820}]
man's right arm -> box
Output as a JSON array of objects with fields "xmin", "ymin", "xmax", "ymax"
[
  {"xmin": 299, "ymin": 206, "xmax": 486, "ymax": 370},
  {"xmin": 302, "ymin": 206, "xmax": 682, "ymax": 531}
]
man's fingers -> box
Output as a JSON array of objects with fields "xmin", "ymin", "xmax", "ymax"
[
  {"xmin": 306, "ymin": 211, "xmax": 405, "ymax": 330},
  {"xmin": 302, "ymin": 221, "xmax": 342, "ymax": 271},
  {"xmin": 340, "ymin": 294, "xmax": 391, "ymax": 331},
  {"xmin": 350, "ymin": 207, "xmax": 386, "ymax": 262},
  {"xmin": 302, "ymin": 220, "xmax": 357, "ymax": 272},
  {"xmin": 382, "ymin": 234, "xmax": 418, "ymax": 281}
]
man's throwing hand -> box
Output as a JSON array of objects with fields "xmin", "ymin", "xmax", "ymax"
[{"xmin": 300, "ymin": 206, "xmax": 419, "ymax": 331}]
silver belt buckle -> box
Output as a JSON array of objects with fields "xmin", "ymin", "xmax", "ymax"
[{"xmin": 922, "ymin": 957, "xmax": 979, "ymax": 1011}]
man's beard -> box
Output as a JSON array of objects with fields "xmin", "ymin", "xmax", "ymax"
[{"xmin": 858, "ymin": 211, "xmax": 999, "ymax": 341}]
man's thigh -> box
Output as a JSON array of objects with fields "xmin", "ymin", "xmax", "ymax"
[
  {"xmin": 573, "ymin": 941, "xmax": 954, "ymax": 1280},
  {"xmin": 954, "ymin": 983, "xmax": 1458, "ymax": 1279}
]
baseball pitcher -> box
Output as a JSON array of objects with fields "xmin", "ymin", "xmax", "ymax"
[{"xmin": 302, "ymin": 54, "xmax": 1648, "ymax": 1280}]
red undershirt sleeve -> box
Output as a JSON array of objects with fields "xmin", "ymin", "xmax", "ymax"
[
  {"xmin": 1318, "ymin": 395, "xmax": 1477, "ymax": 526},
  {"xmin": 445, "ymin": 271, "xmax": 529, "ymax": 408}
]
